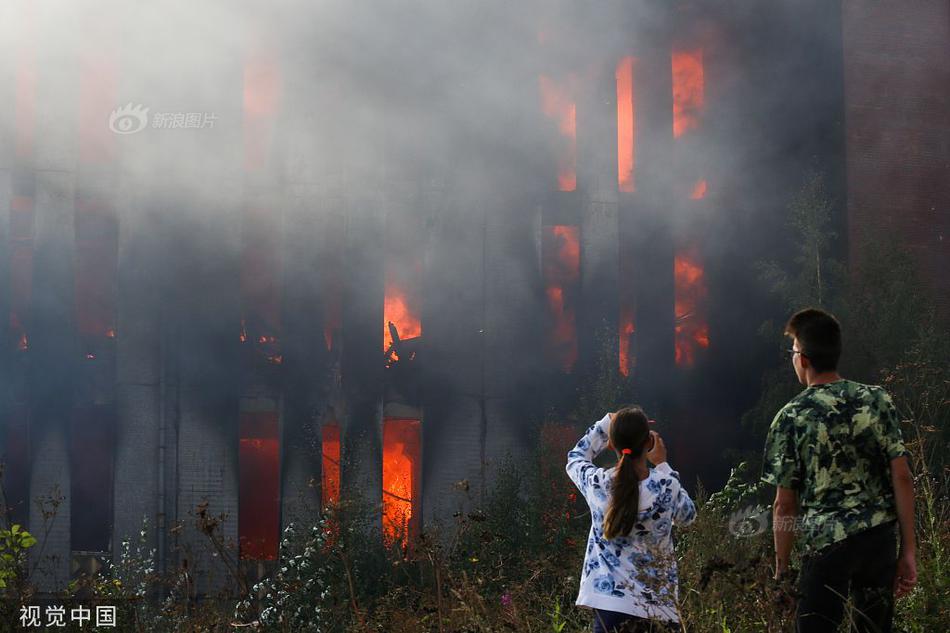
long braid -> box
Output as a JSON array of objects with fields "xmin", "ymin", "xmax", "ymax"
[{"xmin": 603, "ymin": 407, "xmax": 650, "ymax": 540}]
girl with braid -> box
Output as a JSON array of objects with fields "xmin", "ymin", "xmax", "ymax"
[{"xmin": 566, "ymin": 407, "xmax": 696, "ymax": 633}]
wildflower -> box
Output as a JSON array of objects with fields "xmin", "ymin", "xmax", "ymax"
[{"xmin": 500, "ymin": 592, "xmax": 512, "ymax": 607}]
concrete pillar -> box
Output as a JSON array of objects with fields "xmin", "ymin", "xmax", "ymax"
[
  {"xmin": 172, "ymin": 175, "xmax": 242, "ymax": 595},
  {"xmin": 340, "ymin": 170, "xmax": 385, "ymax": 530},
  {"xmin": 112, "ymin": 176, "xmax": 163, "ymax": 564},
  {"xmin": 279, "ymin": 177, "xmax": 330, "ymax": 527},
  {"xmin": 167, "ymin": 32, "xmax": 244, "ymax": 594},
  {"xmin": 27, "ymin": 2, "xmax": 80, "ymax": 592},
  {"xmin": 625, "ymin": 7, "xmax": 676, "ymax": 417},
  {"xmin": 103, "ymin": 0, "xmax": 168, "ymax": 575},
  {"xmin": 483, "ymin": 183, "xmax": 545, "ymax": 486},
  {"xmin": 0, "ymin": 188, "xmax": 33, "ymax": 535},
  {"xmin": 27, "ymin": 171, "xmax": 76, "ymax": 593},
  {"xmin": 0, "ymin": 33, "xmax": 13, "ymax": 512},
  {"xmin": 419, "ymin": 173, "xmax": 487, "ymax": 524},
  {"xmin": 264, "ymin": 42, "xmax": 337, "ymax": 530},
  {"xmin": 0, "ymin": 16, "xmax": 12, "ymax": 346},
  {"xmin": 577, "ymin": 60, "xmax": 621, "ymax": 380}
]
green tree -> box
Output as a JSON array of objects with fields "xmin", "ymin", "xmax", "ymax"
[{"xmin": 755, "ymin": 170, "xmax": 846, "ymax": 313}]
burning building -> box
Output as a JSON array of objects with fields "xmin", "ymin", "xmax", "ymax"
[{"xmin": 0, "ymin": 0, "xmax": 946, "ymax": 596}]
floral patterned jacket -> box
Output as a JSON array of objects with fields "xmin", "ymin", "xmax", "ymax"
[{"xmin": 565, "ymin": 414, "xmax": 697, "ymax": 622}]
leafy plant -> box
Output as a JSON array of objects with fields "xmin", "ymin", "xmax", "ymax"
[
  {"xmin": 550, "ymin": 598, "xmax": 567, "ymax": 633},
  {"xmin": 234, "ymin": 518, "xmax": 338, "ymax": 632},
  {"xmin": 0, "ymin": 524, "xmax": 37, "ymax": 590}
]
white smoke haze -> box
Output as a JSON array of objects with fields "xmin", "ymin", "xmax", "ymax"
[
  {"xmin": 0, "ymin": 0, "xmax": 851, "ymax": 499},
  {"xmin": 0, "ymin": 0, "xmax": 846, "ymax": 225}
]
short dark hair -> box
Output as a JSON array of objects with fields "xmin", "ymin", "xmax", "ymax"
[{"xmin": 785, "ymin": 308, "xmax": 841, "ymax": 372}]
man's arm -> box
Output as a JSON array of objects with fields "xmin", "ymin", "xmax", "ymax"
[
  {"xmin": 761, "ymin": 408, "xmax": 802, "ymax": 580},
  {"xmin": 890, "ymin": 455, "xmax": 917, "ymax": 597},
  {"xmin": 772, "ymin": 486, "xmax": 798, "ymax": 579},
  {"xmin": 874, "ymin": 389, "xmax": 917, "ymax": 598}
]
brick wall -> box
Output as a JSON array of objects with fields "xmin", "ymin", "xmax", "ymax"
[{"xmin": 842, "ymin": 0, "xmax": 950, "ymax": 314}]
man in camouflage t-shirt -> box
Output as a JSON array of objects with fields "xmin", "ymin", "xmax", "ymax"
[{"xmin": 762, "ymin": 309, "xmax": 917, "ymax": 633}]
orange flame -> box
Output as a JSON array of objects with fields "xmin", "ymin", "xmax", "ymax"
[
  {"xmin": 382, "ymin": 418, "xmax": 421, "ymax": 549},
  {"xmin": 539, "ymin": 75, "xmax": 577, "ymax": 191},
  {"xmin": 539, "ymin": 422, "xmax": 582, "ymax": 533},
  {"xmin": 238, "ymin": 411, "xmax": 280, "ymax": 560},
  {"xmin": 672, "ymin": 48, "xmax": 704, "ymax": 139},
  {"xmin": 243, "ymin": 48, "xmax": 282, "ymax": 172},
  {"xmin": 322, "ymin": 423, "xmax": 341, "ymax": 508},
  {"xmin": 691, "ymin": 179, "xmax": 707, "ymax": 200},
  {"xmin": 383, "ymin": 284, "xmax": 422, "ymax": 354},
  {"xmin": 674, "ymin": 249, "xmax": 710, "ymax": 367},
  {"xmin": 619, "ymin": 231, "xmax": 637, "ymax": 376},
  {"xmin": 75, "ymin": 197, "xmax": 117, "ymax": 340},
  {"xmin": 543, "ymin": 226, "xmax": 580, "ymax": 372},
  {"xmin": 619, "ymin": 309, "xmax": 636, "ymax": 376},
  {"xmin": 616, "ymin": 56, "xmax": 636, "ymax": 192},
  {"xmin": 78, "ymin": 50, "xmax": 117, "ymax": 165}
]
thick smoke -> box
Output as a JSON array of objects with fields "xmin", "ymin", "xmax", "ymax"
[{"xmin": 0, "ymin": 0, "xmax": 849, "ymax": 536}]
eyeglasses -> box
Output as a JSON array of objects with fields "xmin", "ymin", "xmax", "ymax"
[{"xmin": 786, "ymin": 348, "xmax": 805, "ymax": 358}]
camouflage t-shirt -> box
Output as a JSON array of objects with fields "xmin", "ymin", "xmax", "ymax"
[{"xmin": 761, "ymin": 379, "xmax": 908, "ymax": 554}]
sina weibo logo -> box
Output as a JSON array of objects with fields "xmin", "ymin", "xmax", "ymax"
[
  {"xmin": 109, "ymin": 103, "xmax": 150, "ymax": 134},
  {"xmin": 728, "ymin": 505, "xmax": 770, "ymax": 538}
]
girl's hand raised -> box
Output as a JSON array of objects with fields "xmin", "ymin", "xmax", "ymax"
[{"xmin": 646, "ymin": 431, "xmax": 667, "ymax": 466}]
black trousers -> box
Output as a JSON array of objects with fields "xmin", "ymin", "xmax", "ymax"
[
  {"xmin": 796, "ymin": 520, "xmax": 898, "ymax": 633},
  {"xmin": 592, "ymin": 609, "xmax": 682, "ymax": 633}
]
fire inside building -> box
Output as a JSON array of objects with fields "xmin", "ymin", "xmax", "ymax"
[{"xmin": 0, "ymin": 0, "xmax": 947, "ymax": 595}]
